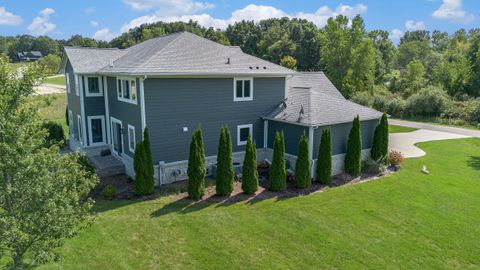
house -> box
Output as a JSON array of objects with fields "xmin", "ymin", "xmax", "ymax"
[
  {"xmin": 62, "ymin": 31, "xmax": 382, "ymax": 184},
  {"xmin": 17, "ymin": 51, "xmax": 43, "ymax": 62}
]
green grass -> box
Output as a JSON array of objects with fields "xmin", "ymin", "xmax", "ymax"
[
  {"xmin": 32, "ymin": 93, "xmax": 69, "ymax": 138},
  {"xmin": 34, "ymin": 138, "xmax": 480, "ymax": 269},
  {"xmin": 44, "ymin": 75, "xmax": 66, "ymax": 86},
  {"xmin": 389, "ymin": 124, "xmax": 418, "ymax": 133},
  {"xmin": 6, "ymin": 62, "xmax": 28, "ymax": 72}
]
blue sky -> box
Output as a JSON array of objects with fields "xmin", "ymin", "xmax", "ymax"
[{"xmin": 0, "ymin": 0, "xmax": 478, "ymax": 42}]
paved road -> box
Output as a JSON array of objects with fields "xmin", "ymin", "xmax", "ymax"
[{"xmin": 390, "ymin": 119, "xmax": 480, "ymax": 138}]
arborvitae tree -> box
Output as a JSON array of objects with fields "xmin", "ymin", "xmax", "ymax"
[
  {"xmin": 370, "ymin": 113, "xmax": 389, "ymax": 162},
  {"xmin": 269, "ymin": 131, "xmax": 286, "ymax": 191},
  {"xmin": 295, "ymin": 132, "xmax": 311, "ymax": 189},
  {"xmin": 187, "ymin": 128, "xmax": 205, "ymax": 200},
  {"xmin": 345, "ymin": 116, "xmax": 362, "ymax": 176},
  {"xmin": 216, "ymin": 127, "xmax": 234, "ymax": 196},
  {"xmin": 242, "ymin": 135, "xmax": 258, "ymax": 194},
  {"xmin": 317, "ymin": 127, "xmax": 332, "ymax": 184},
  {"xmin": 134, "ymin": 142, "xmax": 146, "ymax": 195},
  {"xmin": 143, "ymin": 128, "xmax": 155, "ymax": 194}
]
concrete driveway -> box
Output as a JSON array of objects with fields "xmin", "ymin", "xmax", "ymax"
[{"xmin": 33, "ymin": 83, "xmax": 65, "ymax": 95}]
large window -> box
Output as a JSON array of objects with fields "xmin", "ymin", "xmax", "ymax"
[
  {"xmin": 77, "ymin": 115, "xmax": 83, "ymax": 144},
  {"xmin": 237, "ymin": 124, "xmax": 253, "ymax": 146},
  {"xmin": 234, "ymin": 77, "xmax": 253, "ymax": 101},
  {"xmin": 86, "ymin": 76, "xmax": 103, "ymax": 97},
  {"xmin": 117, "ymin": 78, "xmax": 137, "ymax": 104},
  {"xmin": 88, "ymin": 116, "xmax": 106, "ymax": 146},
  {"xmin": 128, "ymin": 125, "xmax": 136, "ymax": 153}
]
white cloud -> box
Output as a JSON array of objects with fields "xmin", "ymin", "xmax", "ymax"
[
  {"xmin": 124, "ymin": 0, "xmax": 214, "ymax": 15},
  {"xmin": 405, "ymin": 20, "xmax": 426, "ymax": 31},
  {"xmin": 85, "ymin": 6, "xmax": 96, "ymax": 14},
  {"xmin": 27, "ymin": 8, "xmax": 56, "ymax": 35},
  {"xmin": 389, "ymin": 29, "xmax": 403, "ymax": 40},
  {"xmin": 0, "ymin": 6, "xmax": 22, "ymax": 25},
  {"xmin": 121, "ymin": 3, "xmax": 368, "ymax": 32},
  {"xmin": 91, "ymin": 21, "xmax": 99, "ymax": 27},
  {"xmin": 93, "ymin": 28, "xmax": 116, "ymax": 41},
  {"xmin": 432, "ymin": 0, "xmax": 474, "ymax": 23}
]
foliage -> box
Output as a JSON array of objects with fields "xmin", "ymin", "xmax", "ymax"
[
  {"xmin": 316, "ymin": 128, "xmax": 332, "ymax": 184},
  {"xmin": 361, "ymin": 156, "xmax": 388, "ymax": 174},
  {"xmin": 371, "ymin": 113, "xmax": 389, "ymax": 162},
  {"xmin": 388, "ymin": 150, "xmax": 405, "ymax": 166},
  {"xmin": 187, "ymin": 128, "xmax": 205, "ymax": 200},
  {"xmin": 401, "ymin": 59, "xmax": 427, "ymax": 96},
  {"xmin": 101, "ymin": 185, "xmax": 117, "ymax": 200},
  {"xmin": 295, "ymin": 132, "xmax": 311, "ymax": 189},
  {"xmin": 38, "ymin": 54, "xmax": 61, "ymax": 75},
  {"xmin": 280, "ymin": 55, "xmax": 297, "ymax": 70},
  {"xmin": 216, "ymin": 127, "xmax": 234, "ymax": 196},
  {"xmin": 143, "ymin": 128, "xmax": 155, "ymax": 195},
  {"xmin": 42, "ymin": 120, "xmax": 65, "ymax": 147},
  {"xmin": 76, "ymin": 154, "xmax": 96, "ymax": 176},
  {"xmin": 345, "ymin": 116, "xmax": 362, "ymax": 177},
  {"xmin": 241, "ymin": 134, "xmax": 258, "ymax": 195},
  {"xmin": 405, "ymin": 86, "xmax": 451, "ymax": 116},
  {"xmin": 269, "ymin": 131, "xmax": 286, "ymax": 191},
  {"xmin": 134, "ymin": 142, "xmax": 147, "ymax": 195},
  {"xmin": 0, "ymin": 56, "xmax": 97, "ymax": 268}
]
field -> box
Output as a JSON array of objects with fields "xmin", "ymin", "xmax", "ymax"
[
  {"xmin": 44, "ymin": 75, "xmax": 66, "ymax": 86},
  {"xmin": 389, "ymin": 124, "xmax": 418, "ymax": 133},
  {"xmin": 33, "ymin": 93, "xmax": 69, "ymax": 137},
  {"xmin": 36, "ymin": 138, "xmax": 480, "ymax": 269}
]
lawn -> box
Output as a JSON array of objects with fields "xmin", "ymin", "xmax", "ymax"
[
  {"xmin": 36, "ymin": 138, "xmax": 480, "ymax": 269},
  {"xmin": 389, "ymin": 124, "xmax": 417, "ymax": 133},
  {"xmin": 44, "ymin": 75, "xmax": 66, "ymax": 86},
  {"xmin": 33, "ymin": 93, "xmax": 69, "ymax": 137}
]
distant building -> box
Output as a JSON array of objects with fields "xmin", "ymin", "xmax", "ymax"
[{"xmin": 17, "ymin": 51, "xmax": 43, "ymax": 62}]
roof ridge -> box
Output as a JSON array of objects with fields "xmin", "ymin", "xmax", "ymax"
[{"xmin": 64, "ymin": 46, "xmax": 122, "ymax": 51}]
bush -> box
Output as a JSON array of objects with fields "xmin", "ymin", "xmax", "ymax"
[
  {"xmin": 76, "ymin": 154, "xmax": 95, "ymax": 176},
  {"xmin": 350, "ymin": 91, "xmax": 372, "ymax": 107},
  {"xmin": 101, "ymin": 185, "xmax": 117, "ymax": 200},
  {"xmin": 372, "ymin": 94, "xmax": 388, "ymax": 112},
  {"xmin": 345, "ymin": 116, "xmax": 362, "ymax": 177},
  {"xmin": 242, "ymin": 135, "xmax": 258, "ymax": 195},
  {"xmin": 386, "ymin": 97, "xmax": 406, "ymax": 117},
  {"xmin": 295, "ymin": 132, "xmax": 311, "ymax": 189},
  {"xmin": 405, "ymin": 86, "xmax": 451, "ymax": 117},
  {"xmin": 269, "ymin": 131, "xmax": 286, "ymax": 192},
  {"xmin": 133, "ymin": 142, "xmax": 146, "ymax": 195},
  {"xmin": 216, "ymin": 127, "xmax": 234, "ymax": 196},
  {"xmin": 187, "ymin": 128, "xmax": 205, "ymax": 200},
  {"xmin": 371, "ymin": 113, "xmax": 389, "ymax": 162},
  {"xmin": 142, "ymin": 128, "xmax": 155, "ymax": 195},
  {"xmin": 38, "ymin": 54, "xmax": 61, "ymax": 75},
  {"xmin": 362, "ymin": 156, "xmax": 387, "ymax": 174},
  {"xmin": 42, "ymin": 121, "xmax": 65, "ymax": 147},
  {"xmin": 316, "ymin": 128, "xmax": 332, "ymax": 184},
  {"xmin": 388, "ymin": 150, "xmax": 405, "ymax": 166}
]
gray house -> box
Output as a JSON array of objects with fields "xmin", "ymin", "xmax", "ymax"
[{"xmin": 62, "ymin": 31, "xmax": 382, "ymax": 184}]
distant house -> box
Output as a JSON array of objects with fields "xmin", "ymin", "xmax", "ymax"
[
  {"xmin": 17, "ymin": 51, "xmax": 43, "ymax": 62},
  {"xmin": 62, "ymin": 31, "xmax": 382, "ymax": 184}
]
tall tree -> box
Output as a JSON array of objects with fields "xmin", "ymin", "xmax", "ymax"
[
  {"xmin": 371, "ymin": 113, "xmax": 389, "ymax": 162},
  {"xmin": 368, "ymin": 30, "xmax": 396, "ymax": 84},
  {"xmin": 225, "ymin": 20, "xmax": 261, "ymax": 55},
  {"xmin": 242, "ymin": 135, "xmax": 258, "ymax": 195},
  {"xmin": 295, "ymin": 132, "xmax": 311, "ymax": 189},
  {"xmin": 401, "ymin": 59, "xmax": 427, "ymax": 96},
  {"xmin": 343, "ymin": 39, "xmax": 375, "ymax": 95},
  {"xmin": 269, "ymin": 131, "xmax": 286, "ymax": 191},
  {"xmin": 134, "ymin": 142, "xmax": 147, "ymax": 195},
  {"xmin": 187, "ymin": 128, "xmax": 205, "ymax": 200},
  {"xmin": 143, "ymin": 128, "xmax": 155, "ymax": 194},
  {"xmin": 317, "ymin": 128, "xmax": 332, "ymax": 184},
  {"xmin": 216, "ymin": 127, "xmax": 234, "ymax": 196},
  {"xmin": 345, "ymin": 116, "xmax": 362, "ymax": 177}
]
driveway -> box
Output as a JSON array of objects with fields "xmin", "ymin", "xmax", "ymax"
[
  {"xmin": 33, "ymin": 83, "xmax": 65, "ymax": 95},
  {"xmin": 390, "ymin": 119, "xmax": 480, "ymax": 138}
]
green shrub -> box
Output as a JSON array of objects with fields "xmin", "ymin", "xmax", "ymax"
[
  {"xmin": 295, "ymin": 132, "xmax": 311, "ymax": 189},
  {"xmin": 372, "ymin": 94, "xmax": 388, "ymax": 112},
  {"xmin": 350, "ymin": 91, "xmax": 372, "ymax": 107},
  {"xmin": 187, "ymin": 128, "xmax": 205, "ymax": 200},
  {"xmin": 269, "ymin": 131, "xmax": 286, "ymax": 192},
  {"xmin": 371, "ymin": 113, "xmax": 389, "ymax": 162},
  {"xmin": 386, "ymin": 97, "xmax": 406, "ymax": 117},
  {"xmin": 134, "ymin": 142, "xmax": 146, "ymax": 195},
  {"xmin": 362, "ymin": 156, "xmax": 387, "ymax": 174},
  {"xmin": 76, "ymin": 154, "xmax": 95, "ymax": 176},
  {"xmin": 42, "ymin": 121, "xmax": 65, "ymax": 147},
  {"xmin": 316, "ymin": 128, "xmax": 332, "ymax": 184},
  {"xmin": 405, "ymin": 86, "xmax": 451, "ymax": 116},
  {"xmin": 388, "ymin": 150, "xmax": 405, "ymax": 166},
  {"xmin": 101, "ymin": 185, "xmax": 117, "ymax": 200},
  {"xmin": 242, "ymin": 135, "xmax": 258, "ymax": 195},
  {"xmin": 216, "ymin": 127, "xmax": 234, "ymax": 196},
  {"xmin": 345, "ymin": 116, "xmax": 362, "ymax": 177},
  {"xmin": 143, "ymin": 128, "xmax": 155, "ymax": 195}
]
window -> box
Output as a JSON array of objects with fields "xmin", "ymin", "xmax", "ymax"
[
  {"xmin": 128, "ymin": 125, "xmax": 136, "ymax": 152},
  {"xmin": 88, "ymin": 116, "xmax": 106, "ymax": 146},
  {"xmin": 77, "ymin": 115, "xmax": 83, "ymax": 144},
  {"xmin": 74, "ymin": 75, "xmax": 79, "ymax": 96},
  {"xmin": 117, "ymin": 78, "xmax": 137, "ymax": 104},
  {"xmin": 66, "ymin": 73, "xmax": 70, "ymax": 93},
  {"xmin": 237, "ymin": 124, "xmax": 253, "ymax": 146},
  {"xmin": 85, "ymin": 76, "xmax": 103, "ymax": 97},
  {"xmin": 234, "ymin": 77, "xmax": 253, "ymax": 101},
  {"xmin": 68, "ymin": 110, "xmax": 73, "ymax": 135}
]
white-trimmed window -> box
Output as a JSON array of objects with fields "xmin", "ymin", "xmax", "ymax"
[
  {"xmin": 234, "ymin": 77, "xmax": 253, "ymax": 101},
  {"xmin": 85, "ymin": 76, "xmax": 103, "ymax": 97},
  {"xmin": 117, "ymin": 78, "xmax": 137, "ymax": 104},
  {"xmin": 68, "ymin": 110, "xmax": 73, "ymax": 135},
  {"xmin": 66, "ymin": 73, "xmax": 70, "ymax": 93},
  {"xmin": 77, "ymin": 115, "xmax": 83, "ymax": 144},
  {"xmin": 87, "ymin": 115, "xmax": 106, "ymax": 146},
  {"xmin": 74, "ymin": 74, "xmax": 79, "ymax": 96},
  {"xmin": 237, "ymin": 124, "xmax": 253, "ymax": 146},
  {"xmin": 128, "ymin": 125, "xmax": 136, "ymax": 152}
]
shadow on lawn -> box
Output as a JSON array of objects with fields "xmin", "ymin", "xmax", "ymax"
[{"xmin": 467, "ymin": 156, "xmax": 480, "ymax": 171}]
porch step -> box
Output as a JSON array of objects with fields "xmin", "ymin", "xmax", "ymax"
[{"xmin": 89, "ymin": 155, "xmax": 125, "ymax": 178}]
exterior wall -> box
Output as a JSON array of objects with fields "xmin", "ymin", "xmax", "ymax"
[
  {"xmin": 144, "ymin": 77, "xmax": 285, "ymax": 164},
  {"xmin": 267, "ymin": 120, "xmax": 308, "ymax": 160},
  {"xmin": 83, "ymin": 76, "xmax": 106, "ymax": 146},
  {"xmin": 65, "ymin": 60, "xmax": 81, "ymax": 141}
]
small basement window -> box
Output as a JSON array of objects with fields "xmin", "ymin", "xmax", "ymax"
[
  {"xmin": 117, "ymin": 78, "xmax": 137, "ymax": 104},
  {"xmin": 237, "ymin": 124, "xmax": 253, "ymax": 146},
  {"xmin": 234, "ymin": 77, "xmax": 253, "ymax": 101}
]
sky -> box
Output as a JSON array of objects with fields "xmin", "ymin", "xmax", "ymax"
[{"xmin": 0, "ymin": 0, "xmax": 478, "ymax": 42}]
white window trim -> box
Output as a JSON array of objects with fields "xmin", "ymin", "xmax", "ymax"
[
  {"xmin": 233, "ymin": 77, "xmax": 253, "ymax": 102},
  {"xmin": 66, "ymin": 73, "xmax": 70, "ymax": 93},
  {"xmin": 87, "ymin": 115, "xmax": 106, "ymax": 146},
  {"xmin": 237, "ymin": 124, "xmax": 253, "ymax": 146},
  {"xmin": 77, "ymin": 115, "xmax": 83, "ymax": 144},
  {"xmin": 68, "ymin": 110, "xmax": 73, "ymax": 135},
  {"xmin": 110, "ymin": 117, "xmax": 124, "ymax": 158},
  {"xmin": 116, "ymin": 77, "xmax": 138, "ymax": 105},
  {"xmin": 74, "ymin": 74, "xmax": 79, "ymax": 96},
  {"xmin": 128, "ymin": 124, "xmax": 136, "ymax": 153},
  {"xmin": 85, "ymin": 76, "xmax": 103, "ymax": 97}
]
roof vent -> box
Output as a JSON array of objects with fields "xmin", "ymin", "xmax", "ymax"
[
  {"xmin": 263, "ymin": 66, "xmax": 267, "ymax": 69},
  {"xmin": 109, "ymin": 60, "xmax": 114, "ymax": 68},
  {"xmin": 226, "ymin": 58, "xmax": 230, "ymax": 64},
  {"xmin": 249, "ymin": 66, "xmax": 253, "ymax": 69},
  {"xmin": 256, "ymin": 66, "xmax": 259, "ymax": 69}
]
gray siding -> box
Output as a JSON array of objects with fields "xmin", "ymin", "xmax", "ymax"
[
  {"xmin": 144, "ymin": 77, "xmax": 285, "ymax": 163},
  {"xmin": 267, "ymin": 120, "xmax": 307, "ymax": 156},
  {"xmin": 65, "ymin": 60, "xmax": 81, "ymax": 140},
  {"xmin": 83, "ymin": 76, "xmax": 106, "ymax": 145},
  {"xmin": 107, "ymin": 77, "xmax": 142, "ymax": 158}
]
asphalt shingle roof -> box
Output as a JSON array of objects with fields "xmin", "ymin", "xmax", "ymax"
[
  {"xmin": 64, "ymin": 47, "xmax": 127, "ymax": 74},
  {"xmin": 265, "ymin": 72, "xmax": 383, "ymax": 126}
]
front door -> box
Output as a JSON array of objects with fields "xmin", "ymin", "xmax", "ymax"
[{"xmin": 111, "ymin": 118, "xmax": 123, "ymax": 156}]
